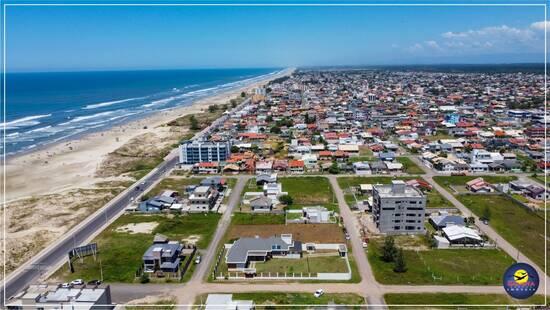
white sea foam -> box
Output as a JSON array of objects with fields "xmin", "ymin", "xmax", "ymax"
[
  {"xmin": 26, "ymin": 125, "xmax": 53, "ymax": 133},
  {"xmin": 1, "ymin": 114, "xmax": 51, "ymax": 130},
  {"xmin": 59, "ymin": 111, "xmax": 116, "ymax": 126},
  {"xmin": 83, "ymin": 97, "xmax": 143, "ymax": 109}
]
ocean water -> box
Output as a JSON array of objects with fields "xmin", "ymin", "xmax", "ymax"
[{"xmin": 3, "ymin": 68, "xmax": 281, "ymax": 155}]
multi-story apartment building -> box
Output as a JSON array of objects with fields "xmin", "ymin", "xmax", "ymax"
[
  {"xmin": 372, "ymin": 180, "xmax": 426, "ymax": 234},
  {"xmin": 188, "ymin": 185, "xmax": 219, "ymax": 212},
  {"xmin": 179, "ymin": 140, "xmax": 231, "ymax": 164}
]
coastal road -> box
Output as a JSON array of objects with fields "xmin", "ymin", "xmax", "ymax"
[{"xmin": 1, "ymin": 154, "xmax": 179, "ymax": 305}]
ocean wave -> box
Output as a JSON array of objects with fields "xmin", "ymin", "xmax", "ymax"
[
  {"xmin": 59, "ymin": 111, "xmax": 116, "ymax": 126},
  {"xmin": 26, "ymin": 125, "xmax": 53, "ymax": 133},
  {"xmin": 1, "ymin": 114, "xmax": 51, "ymax": 130},
  {"xmin": 83, "ymin": 97, "xmax": 143, "ymax": 110},
  {"xmin": 142, "ymin": 97, "xmax": 176, "ymax": 108}
]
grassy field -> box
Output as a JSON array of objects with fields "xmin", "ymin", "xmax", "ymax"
[
  {"xmin": 253, "ymin": 255, "xmax": 349, "ymax": 274},
  {"xmin": 143, "ymin": 176, "xmax": 203, "ymax": 198},
  {"xmin": 337, "ymin": 176, "xmax": 451, "ymax": 209},
  {"xmin": 280, "ymin": 177, "xmax": 338, "ymax": 211},
  {"xmin": 367, "ymin": 237, "xmax": 515, "ymax": 285},
  {"xmin": 51, "ymin": 213, "xmax": 221, "ymax": 283},
  {"xmin": 457, "ymin": 194, "xmax": 547, "ymax": 269},
  {"xmin": 231, "ymin": 212, "xmax": 285, "ymax": 225},
  {"xmin": 433, "ymin": 175, "xmax": 518, "ymax": 192},
  {"xmin": 396, "ymin": 157, "xmax": 426, "ymax": 175},
  {"xmin": 195, "ymin": 292, "xmax": 365, "ymax": 308},
  {"xmin": 384, "ymin": 293, "xmax": 545, "ymax": 306}
]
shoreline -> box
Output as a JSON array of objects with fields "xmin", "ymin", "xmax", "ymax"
[
  {"xmin": 4, "ymin": 68, "xmax": 293, "ymax": 201},
  {"xmin": 3, "ymin": 68, "xmax": 288, "ymax": 159}
]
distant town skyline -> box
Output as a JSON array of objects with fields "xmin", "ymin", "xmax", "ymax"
[{"xmin": 5, "ymin": 4, "xmax": 548, "ymax": 72}]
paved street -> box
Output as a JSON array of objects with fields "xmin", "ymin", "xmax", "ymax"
[{"xmin": 4, "ymin": 159, "xmax": 547, "ymax": 307}]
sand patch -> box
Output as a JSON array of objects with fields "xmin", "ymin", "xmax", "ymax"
[
  {"xmin": 115, "ymin": 222, "xmax": 159, "ymax": 234},
  {"xmin": 182, "ymin": 234, "xmax": 201, "ymax": 245}
]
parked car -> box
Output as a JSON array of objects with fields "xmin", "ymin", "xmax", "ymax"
[
  {"xmin": 70, "ymin": 279, "xmax": 84, "ymax": 286},
  {"xmin": 195, "ymin": 255, "xmax": 202, "ymax": 264},
  {"xmin": 314, "ymin": 289, "xmax": 324, "ymax": 298},
  {"xmin": 87, "ymin": 280, "xmax": 102, "ymax": 285},
  {"xmin": 60, "ymin": 283, "xmax": 72, "ymax": 288},
  {"xmin": 345, "ymin": 233, "xmax": 351, "ymax": 240}
]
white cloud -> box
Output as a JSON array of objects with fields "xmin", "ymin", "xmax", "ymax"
[
  {"xmin": 405, "ymin": 22, "xmax": 544, "ymax": 56},
  {"xmin": 531, "ymin": 20, "xmax": 550, "ymax": 31},
  {"xmin": 406, "ymin": 43, "xmax": 424, "ymax": 53},
  {"xmin": 424, "ymin": 40, "xmax": 442, "ymax": 50}
]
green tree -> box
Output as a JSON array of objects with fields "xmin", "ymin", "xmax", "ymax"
[
  {"xmin": 189, "ymin": 115, "xmax": 199, "ymax": 130},
  {"xmin": 393, "ymin": 248, "xmax": 407, "ymax": 273},
  {"xmin": 381, "ymin": 236, "xmax": 397, "ymax": 262},
  {"xmin": 140, "ymin": 273, "xmax": 150, "ymax": 283},
  {"xmin": 230, "ymin": 145, "xmax": 239, "ymax": 153},
  {"xmin": 279, "ymin": 194, "xmax": 294, "ymax": 205},
  {"xmin": 230, "ymin": 99, "xmax": 237, "ymax": 108},
  {"xmin": 240, "ymin": 91, "xmax": 246, "ymax": 98},
  {"xmin": 270, "ymin": 126, "xmax": 282, "ymax": 134},
  {"xmin": 328, "ymin": 161, "xmax": 340, "ymax": 174}
]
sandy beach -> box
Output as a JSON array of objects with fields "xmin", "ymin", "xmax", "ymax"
[
  {"xmin": 2, "ymin": 68, "xmax": 293, "ymax": 277},
  {"xmin": 4, "ymin": 68, "xmax": 291, "ymax": 201}
]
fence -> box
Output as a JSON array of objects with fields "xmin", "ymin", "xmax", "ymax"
[{"xmin": 214, "ymin": 252, "xmax": 352, "ymax": 281}]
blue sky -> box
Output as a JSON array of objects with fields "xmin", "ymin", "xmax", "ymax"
[{"xmin": 5, "ymin": 3, "xmax": 548, "ymax": 71}]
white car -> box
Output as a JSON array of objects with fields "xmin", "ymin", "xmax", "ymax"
[
  {"xmin": 195, "ymin": 255, "xmax": 202, "ymax": 264},
  {"xmin": 61, "ymin": 283, "xmax": 72, "ymax": 288},
  {"xmin": 314, "ymin": 289, "xmax": 324, "ymax": 298},
  {"xmin": 70, "ymin": 279, "xmax": 84, "ymax": 286}
]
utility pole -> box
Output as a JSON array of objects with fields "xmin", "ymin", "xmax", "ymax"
[{"xmin": 99, "ymin": 258, "xmax": 104, "ymax": 282}]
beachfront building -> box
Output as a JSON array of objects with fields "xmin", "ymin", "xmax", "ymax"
[
  {"xmin": 372, "ymin": 180, "xmax": 426, "ymax": 234},
  {"xmin": 179, "ymin": 140, "xmax": 231, "ymax": 164}
]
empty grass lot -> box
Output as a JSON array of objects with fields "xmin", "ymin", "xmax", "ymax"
[
  {"xmin": 337, "ymin": 176, "xmax": 451, "ymax": 209},
  {"xmin": 231, "ymin": 212, "xmax": 285, "ymax": 225},
  {"xmin": 458, "ymin": 194, "xmax": 548, "ymax": 269},
  {"xmin": 396, "ymin": 157, "xmax": 426, "ymax": 175},
  {"xmin": 367, "ymin": 237, "xmax": 515, "ymax": 285},
  {"xmin": 195, "ymin": 292, "xmax": 365, "ymax": 308},
  {"xmin": 384, "ymin": 293, "xmax": 545, "ymax": 307},
  {"xmin": 280, "ymin": 177, "xmax": 338, "ymax": 211},
  {"xmin": 143, "ymin": 176, "xmax": 203, "ymax": 198},
  {"xmin": 433, "ymin": 175, "xmax": 518, "ymax": 193},
  {"xmin": 51, "ymin": 213, "xmax": 221, "ymax": 283},
  {"xmin": 253, "ymin": 255, "xmax": 349, "ymax": 274}
]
